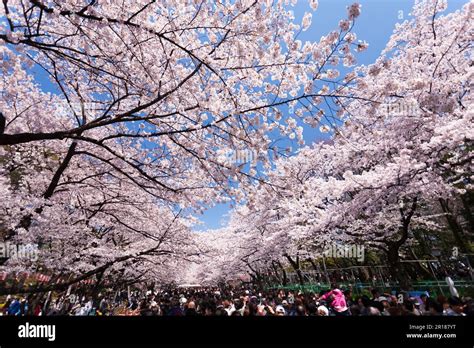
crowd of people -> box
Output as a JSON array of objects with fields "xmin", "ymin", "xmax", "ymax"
[{"xmin": 1, "ymin": 285, "xmax": 473, "ymax": 317}]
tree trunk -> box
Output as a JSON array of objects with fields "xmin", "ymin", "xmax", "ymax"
[
  {"xmin": 386, "ymin": 242, "xmax": 410, "ymax": 289},
  {"xmin": 439, "ymin": 198, "xmax": 472, "ymax": 254},
  {"xmin": 276, "ymin": 260, "xmax": 288, "ymax": 286},
  {"xmin": 284, "ymin": 254, "xmax": 304, "ymax": 285},
  {"xmin": 271, "ymin": 261, "xmax": 282, "ymax": 285},
  {"xmin": 384, "ymin": 197, "xmax": 418, "ymax": 290},
  {"xmin": 460, "ymin": 192, "xmax": 474, "ymax": 235}
]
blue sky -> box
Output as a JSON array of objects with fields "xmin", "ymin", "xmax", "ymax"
[{"xmin": 195, "ymin": 0, "xmax": 467, "ymax": 231}]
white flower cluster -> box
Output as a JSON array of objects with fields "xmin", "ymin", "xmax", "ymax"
[
  {"xmin": 347, "ymin": 3, "xmax": 362, "ymax": 20},
  {"xmin": 302, "ymin": 12, "xmax": 312, "ymax": 31},
  {"xmin": 309, "ymin": 0, "xmax": 319, "ymax": 11}
]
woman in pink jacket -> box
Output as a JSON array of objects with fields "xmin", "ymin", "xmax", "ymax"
[{"xmin": 319, "ymin": 288, "xmax": 349, "ymax": 316}]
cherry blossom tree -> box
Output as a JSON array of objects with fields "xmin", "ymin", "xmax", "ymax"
[
  {"xmin": 1, "ymin": 0, "xmax": 369, "ymax": 291},
  {"xmin": 0, "ymin": 0, "xmax": 371, "ymax": 294},
  {"xmin": 203, "ymin": 0, "xmax": 473, "ymax": 288},
  {"xmin": 5, "ymin": 0, "xmax": 470, "ymax": 291}
]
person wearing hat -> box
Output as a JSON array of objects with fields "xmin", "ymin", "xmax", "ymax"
[
  {"xmin": 275, "ymin": 305, "xmax": 286, "ymax": 316},
  {"xmin": 317, "ymin": 305, "xmax": 329, "ymax": 316}
]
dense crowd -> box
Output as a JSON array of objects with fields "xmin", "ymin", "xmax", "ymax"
[{"xmin": 1, "ymin": 286, "xmax": 473, "ymax": 317}]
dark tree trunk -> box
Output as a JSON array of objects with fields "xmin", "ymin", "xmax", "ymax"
[
  {"xmin": 271, "ymin": 261, "xmax": 282, "ymax": 285},
  {"xmin": 386, "ymin": 242, "xmax": 410, "ymax": 289},
  {"xmin": 276, "ymin": 260, "xmax": 288, "ymax": 286},
  {"xmin": 284, "ymin": 254, "xmax": 304, "ymax": 285},
  {"xmin": 439, "ymin": 198, "xmax": 472, "ymax": 254},
  {"xmin": 384, "ymin": 197, "xmax": 418, "ymax": 290},
  {"xmin": 460, "ymin": 192, "xmax": 474, "ymax": 235}
]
